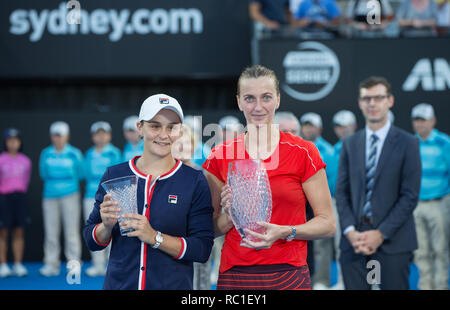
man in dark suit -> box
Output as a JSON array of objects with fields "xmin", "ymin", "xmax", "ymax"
[{"xmin": 336, "ymin": 76, "xmax": 421, "ymax": 290}]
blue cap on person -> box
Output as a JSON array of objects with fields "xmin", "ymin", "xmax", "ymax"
[
  {"xmin": 49, "ymin": 121, "xmax": 69, "ymax": 136},
  {"xmin": 138, "ymin": 94, "xmax": 184, "ymax": 123},
  {"xmin": 3, "ymin": 128, "xmax": 21, "ymax": 140}
]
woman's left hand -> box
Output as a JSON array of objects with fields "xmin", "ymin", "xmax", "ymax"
[
  {"xmin": 122, "ymin": 213, "xmax": 156, "ymax": 245},
  {"xmin": 240, "ymin": 222, "xmax": 290, "ymax": 250}
]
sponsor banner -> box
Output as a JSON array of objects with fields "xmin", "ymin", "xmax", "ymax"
[
  {"xmin": 282, "ymin": 41, "xmax": 340, "ymax": 102},
  {"xmin": 0, "ymin": 0, "xmax": 251, "ymax": 78},
  {"xmin": 259, "ymin": 37, "xmax": 450, "ymax": 135}
]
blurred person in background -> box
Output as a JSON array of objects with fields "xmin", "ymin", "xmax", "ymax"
[
  {"xmin": 436, "ymin": 0, "xmax": 450, "ymax": 35},
  {"xmin": 300, "ymin": 112, "xmax": 334, "ymax": 166},
  {"xmin": 326, "ymin": 110, "xmax": 358, "ymax": 290},
  {"xmin": 249, "ymin": 0, "xmax": 293, "ymax": 64},
  {"xmin": 293, "ymin": 0, "xmax": 341, "ymax": 35},
  {"xmin": 218, "ymin": 115, "xmax": 244, "ymax": 143},
  {"xmin": 172, "ymin": 124, "xmax": 201, "ymax": 171},
  {"xmin": 184, "ymin": 115, "xmax": 210, "ymax": 167},
  {"xmin": 39, "ymin": 121, "xmax": 84, "ymax": 276},
  {"xmin": 249, "ymin": 0, "xmax": 293, "ymax": 30},
  {"xmin": 411, "ymin": 103, "xmax": 449, "ymax": 290},
  {"xmin": 397, "ymin": 0, "xmax": 438, "ymax": 36},
  {"xmin": 299, "ymin": 112, "xmax": 335, "ymax": 289},
  {"xmin": 274, "ymin": 111, "xmax": 301, "ymax": 136},
  {"xmin": 83, "ymin": 121, "xmax": 121, "ymax": 277},
  {"xmin": 329, "ymin": 111, "xmax": 358, "ymax": 197},
  {"xmin": 345, "ymin": 0, "xmax": 395, "ymax": 37},
  {"xmin": 0, "ymin": 129, "xmax": 31, "ymax": 278},
  {"xmin": 122, "ymin": 115, "xmax": 144, "ymax": 161},
  {"xmin": 388, "ymin": 110, "xmax": 395, "ymax": 124}
]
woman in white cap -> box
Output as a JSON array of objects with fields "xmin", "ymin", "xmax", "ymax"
[
  {"xmin": 83, "ymin": 94, "xmax": 214, "ymax": 290},
  {"xmin": 83, "ymin": 121, "xmax": 122, "ymax": 276},
  {"xmin": 39, "ymin": 121, "xmax": 84, "ymax": 276}
]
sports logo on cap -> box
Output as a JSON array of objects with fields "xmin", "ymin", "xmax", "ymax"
[{"xmin": 159, "ymin": 98, "xmax": 170, "ymax": 104}]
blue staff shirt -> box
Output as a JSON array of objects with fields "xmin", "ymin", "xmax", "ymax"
[
  {"xmin": 314, "ymin": 136, "xmax": 335, "ymax": 192},
  {"xmin": 84, "ymin": 143, "xmax": 122, "ymax": 199},
  {"xmin": 327, "ymin": 140, "xmax": 342, "ymax": 197},
  {"xmin": 39, "ymin": 144, "xmax": 84, "ymax": 198},
  {"xmin": 122, "ymin": 140, "xmax": 144, "ymax": 162},
  {"xmin": 417, "ymin": 129, "xmax": 450, "ymax": 200}
]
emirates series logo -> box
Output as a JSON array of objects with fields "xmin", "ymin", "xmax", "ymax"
[{"xmin": 282, "ymin": 41, "xmax": 340, "ymax": 102}]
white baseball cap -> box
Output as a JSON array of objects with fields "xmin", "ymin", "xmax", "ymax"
[
  {"xmin": 91, "ymin": 121, "xmax": 112, "ymax": 134},
  {"xmin": 333, "ymin": 110, "xmax": 356, "ymax": 127},
  {"xmin": 50, "ymin": 121, "xmax": 69, "ymax": 136},
  {"xmin": 411, "ymin": 103, "xmax": 435, "ymax": 120},
  {"xmin": 123, "ymin": 115, "xmax": 139, "ymax": 131},
  {"xmin": 138, "ymin": 94, "xmax": 184, "ymax": 123},
  {"xmin": 300, "ymin": 112, "xmax": 322, "ymax": 128}
]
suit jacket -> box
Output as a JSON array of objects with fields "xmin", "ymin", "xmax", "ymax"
[{"xmin": 335, "ymin": 125, "xmax": 421, "ymax": 255}]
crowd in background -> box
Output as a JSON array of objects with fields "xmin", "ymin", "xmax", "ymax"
[
  {"xmin": 250, "ymin": 0, "xmax": 450, "ymax": 38},
  {"xmin": 0, "ymin": 97, "xmax": 448, "ymax": 289}
]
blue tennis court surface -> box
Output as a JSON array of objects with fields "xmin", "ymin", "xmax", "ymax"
[
  {"xmin": 0, "ymin": 262, "xmax": 104, "ymax": 290},
  {"xmin": 0, "ymin": 261, "xmax": 447, "ymax": 290}
]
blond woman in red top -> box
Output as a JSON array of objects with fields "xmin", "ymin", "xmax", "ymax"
[{"xmin": 202, "ymin": 65, "xmax": 335, "ymax": 290}]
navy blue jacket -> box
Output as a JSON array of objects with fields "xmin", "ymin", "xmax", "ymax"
[
  {"xmin": 83, "ymin": 157, "xmax": 214, "ymax": 290},
  {"xmin": 336, "ymin": 126, "xmax": 421, "ymax": 256}
]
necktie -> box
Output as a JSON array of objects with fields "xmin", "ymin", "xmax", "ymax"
[{"xmin": 362, "ymin": 134, "xmax": 379, "ymax": 218}]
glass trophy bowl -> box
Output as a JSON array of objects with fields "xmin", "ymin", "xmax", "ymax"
[
  {"xmin": 227, "ymin": 159, "xmax": 272, "ymax": 243},
  {"xmin": 101, "ymin": 175, "xmax": 138, "ymax": 236}
]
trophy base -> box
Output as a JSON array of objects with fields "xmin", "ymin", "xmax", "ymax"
[
  {"xmin": 238, "ymin": 225, "xmax": 266, "ymax": 245},
  {"xmin": 118, "ymin": 218, "xmax": 136, "ymax": 236},
  {"xmin": 119, "ymin": 227, "xmax": 135, "ymax": 236}
]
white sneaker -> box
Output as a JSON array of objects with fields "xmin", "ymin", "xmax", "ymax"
[
  {"xmin": 0, "ymin": 263, "xmax": 11, "ymax": 278},
  {"xmin": 39, "ymin": 264, "xmax": 60, "ymax": 277},
  {"xmin": 85, "ymin": 264, "xmax": 106, "ymax": 277},
  {"xmin": 12, "ymin": 263, "xmax": 28, "ymax": 277},
  {"xmin": 313, "ymin": 282, "xmax": 330, "ymax": 290}
]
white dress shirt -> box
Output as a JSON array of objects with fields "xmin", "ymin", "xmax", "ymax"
[{"xmin": 365, "ymin": 120, "xmax": 391, "ymax": 167}]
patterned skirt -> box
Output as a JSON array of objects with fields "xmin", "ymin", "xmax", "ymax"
[{"xmin": 216, "ymin": 264, "xmax": 311, "ymax": 290}]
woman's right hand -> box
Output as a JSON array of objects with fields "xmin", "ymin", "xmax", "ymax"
[
  {"xmin": 217, "ymin": 184, "xmax": 234, "ymax": 233},
  {"xmin": 220, "ymin": 185, "xmax": 232, "ymax": 216},
  {"xmin": 99, "ymin": 193, "xmax": 120, "ymax": 230}
]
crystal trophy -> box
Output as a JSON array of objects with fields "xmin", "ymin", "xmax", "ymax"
[
  {"xmin": 101, "ymin": 175, "xmax": 138, "ymax": 236},
  {"xmin": 227, "ymin": 159, "xmax": 272, "ymax": 243}
]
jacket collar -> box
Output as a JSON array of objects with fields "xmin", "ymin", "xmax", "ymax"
[{"xmin": 128, "ymin": 156, "xmax": 182, "ymax": 180}]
